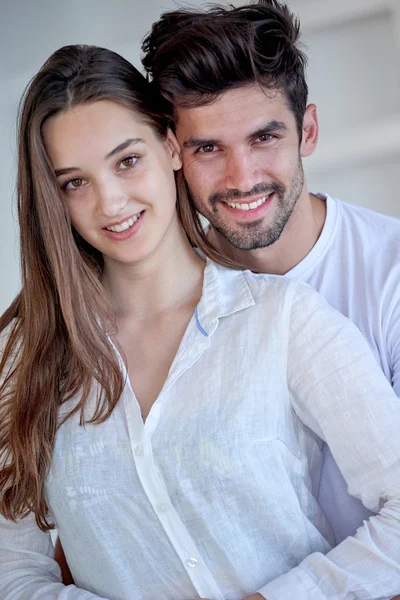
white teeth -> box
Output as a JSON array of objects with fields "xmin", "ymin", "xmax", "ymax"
[
  {"xmin": 227, "ymin": 195, "xmax": 269, "ymax": 211},
  {"xmin": 106, "ymin": 213, "xmax": 140, "ymax": 232}
]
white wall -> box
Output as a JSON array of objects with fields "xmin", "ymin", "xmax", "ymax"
[
  {"xmin": 1, "ymin": 0, "xmax": 399, "ymax": 312},
  {"xmin": 295, "ymin": 0, "xmax": 400, "ymax": 215}
]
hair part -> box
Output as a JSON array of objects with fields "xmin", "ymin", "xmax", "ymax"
[{"xmin": 142, "ymin": 0, "xmax": 308, "ymax": 140}]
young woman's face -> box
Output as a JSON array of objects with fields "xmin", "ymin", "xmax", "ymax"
[{"xmin": 43, "ymin": 100, "xmax": 182, "ymax": 269}]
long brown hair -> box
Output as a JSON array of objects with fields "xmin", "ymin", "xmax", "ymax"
[{"xmin": 0, "ymin": 44, "xmax": 240, "ymax": 533}]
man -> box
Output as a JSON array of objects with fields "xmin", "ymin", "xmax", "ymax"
[{"xmin": 141, "ymin": 0, "xmax": 400, "ymax": 545}]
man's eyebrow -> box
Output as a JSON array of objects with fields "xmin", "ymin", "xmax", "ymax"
[
  {"xmin": 182, "ymin": 136, "xmax": 220, "ymax": 149},
  {"xmin": 182, "ymin": 121, "xmax": 289, "ymax": 150},
  {"xmin": 250, "ymin": 121, "xmax": 289, "ymax": 139},
  {"xmin": 54, "ymin": 138, "xmax": 146, "ymax": 177}
]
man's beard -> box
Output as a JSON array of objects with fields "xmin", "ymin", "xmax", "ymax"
[{"xmin": 190, "ymin": 158, "xmax": 304, "ymax": 251}]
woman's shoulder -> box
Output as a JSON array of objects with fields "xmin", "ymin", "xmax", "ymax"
[
  {"xmin": 208, "ymin": 259, "xmax": 326, "ymax": 317},
  {"xmin": 210, "ymin": 259, "xmax": 297, "ymax": 295},
  {"xmin": 242, "ymin": 270, "xmax": 332, "ymax": 311},
  {"xmin": 243, "ymin": 269, "xmax": 297, "ymax": 295}
]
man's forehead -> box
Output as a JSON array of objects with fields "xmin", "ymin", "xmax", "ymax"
[{"xmin": 174, "ymin": 84, "xmax": 293, "ymax": 139}]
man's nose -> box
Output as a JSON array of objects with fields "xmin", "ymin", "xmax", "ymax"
[{"xmin": 224, "ymin": 149, "xmax": 260, "ymax": 193}]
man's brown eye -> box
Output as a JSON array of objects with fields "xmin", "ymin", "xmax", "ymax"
[
  {"xmin": 200, "ymin": 144, "xmax": 214, "ymax": 153},
  {"xmin": 259, "ymin": 134, "xmax": 273, "ymax": 142}
]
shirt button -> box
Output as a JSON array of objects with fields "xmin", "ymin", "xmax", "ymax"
[
  {"xmin": 186, "ymin": 557, "xmax": 198, "ymax": 568},
  {"xmin": 135, "ymin": 444, "xmax": 144, "ymax": 456}
]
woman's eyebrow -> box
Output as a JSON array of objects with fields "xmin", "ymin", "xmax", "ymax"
[
  {"xmin": 54, "ymin": 138, "xmax": 147, "ymax": 177},
  {"xmin": 105, "ymin": 137, "xmax": 145, "ymax": 160}
]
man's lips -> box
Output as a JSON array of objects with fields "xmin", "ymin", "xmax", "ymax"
[
  {"xmin": 217, "ymin": 192, "xmax": 276, "ymax": 221},
  {"xmin": 221, "ymin": 192, "xmax": 273, "ymax": 212}
]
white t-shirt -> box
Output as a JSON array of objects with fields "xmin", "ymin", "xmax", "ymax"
[{"xmin": 285, "ymin": 192, "xmax": 400, "ymax": 543}]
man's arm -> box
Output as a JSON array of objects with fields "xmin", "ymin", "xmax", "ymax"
[
  {"xmin": 256, "ymin": 281, "xmax": 400, "ymax": 599},
  {"xmin": 385, "ymin": 279, "xmax": 400, "ymax": 398}
]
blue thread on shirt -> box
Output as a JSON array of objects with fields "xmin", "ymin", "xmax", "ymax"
[{"xmin": 195, "ymin": 306, "xmax": 208, "ymax": 337}]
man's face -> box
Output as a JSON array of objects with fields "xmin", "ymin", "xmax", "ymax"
[{"xmin": 175, "ymin": 84, "xmax": 311, "ymax": 250}]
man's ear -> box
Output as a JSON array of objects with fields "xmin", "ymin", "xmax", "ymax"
[
  {"xmin": 300, "ymin": 104, "xmax": 319, "ymax": 158},
  {"xmin": 166, "ymin": 128, "xmax": 182, "ymax": 170}
]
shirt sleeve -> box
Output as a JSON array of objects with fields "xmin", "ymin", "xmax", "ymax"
[
  {"xmin": 0, "ymin": 511, "xmax": 110, "ymax": 599},
  {"xmin": 0, "ymin": 325, "xmax": 109, "ymax": 600},
  {"xmin": 258, "ymin": 281, "xmax": 400, "ymax": 600},
  {"xmin": 386, "ymin": 280, "xmax": 400, "ymax": 398}
]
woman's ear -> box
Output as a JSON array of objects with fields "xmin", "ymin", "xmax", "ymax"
[{"xmin": 166, "ymin": 128, "xmax": 182, "ymax": 170}]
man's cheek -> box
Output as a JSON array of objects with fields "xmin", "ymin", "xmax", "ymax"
[{"xmin": 184, "ymin": 166, "xmax": 206, "ymax": 195}]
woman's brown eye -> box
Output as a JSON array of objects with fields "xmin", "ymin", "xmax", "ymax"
[
  {"xmin": 63, "ymin": 177, "xmax": 87, "ymax": 191},
  {"xmin": 120, "ymin": 156, "xmax": 137, "ymax": 168}
]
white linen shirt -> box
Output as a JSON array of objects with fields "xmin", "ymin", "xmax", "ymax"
[
  {"xmin": 1, "ymin": 260, "xmax": 400, "ymax": 600},
  {"xmin": 285, "ymin": 193, "xmax": 400, "ymax": 543}
]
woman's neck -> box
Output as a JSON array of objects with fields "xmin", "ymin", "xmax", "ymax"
[{"xmin": 102, "ymin": 218, "xmax": 205, "ymax": 322}]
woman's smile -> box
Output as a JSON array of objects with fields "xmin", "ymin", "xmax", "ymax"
[{"xmin": 102, "ymin": 210, "xmax": 145, "ymax": 240}]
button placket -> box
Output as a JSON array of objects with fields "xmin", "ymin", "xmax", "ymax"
[
  {"xmin": 186, "ymin": 557, "xmax": 198, "ymax": 568},
  {"xmin": 157, "ymin": 502, "xmax": 170, "ymax": 513},
  {"xmin": 135, "ymin": 444, "xmax": 144, "ymax": 456},
  {"xmin": 131, "ymin": 443, "xmax": 224, "ymax": 600},
  {"xmin": 120, "ymin": 328, "xmax": 223, "ymax": 600}
]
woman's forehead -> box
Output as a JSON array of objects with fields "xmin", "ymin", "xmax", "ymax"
[{"xmin": 43, "ymin": 100, "xmax": 153, "ymax": 167}]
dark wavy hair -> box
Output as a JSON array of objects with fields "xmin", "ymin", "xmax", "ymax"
[{"xmin": 142, "ymin": 0, "xmax": 308, "ymax": 140}]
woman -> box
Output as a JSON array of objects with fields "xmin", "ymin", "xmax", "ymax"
[{"xmin": 0, "ymin": 45, "xmax": 399, "ymax": 600}]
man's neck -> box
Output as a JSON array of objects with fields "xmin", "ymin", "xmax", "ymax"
[{"xmin": 208, "ymin": 192, "xmax": 327, "ymax": 275}]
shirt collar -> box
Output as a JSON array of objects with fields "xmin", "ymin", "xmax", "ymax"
[{"xmin": 195, "ymin": 259, "xmax": 255, "ymax": 338}]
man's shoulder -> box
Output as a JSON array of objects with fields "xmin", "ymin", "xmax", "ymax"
[
  {"xmin": 317, "ymin": 194, "xmax": 400, "ymax": 269},
  {"xmin": 311, "ymin": 195, "xmax": 400, "ymax": 309},
  {"xmin": 332, "ymin": 195, "xmax": 400, "ymax": 243}
]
